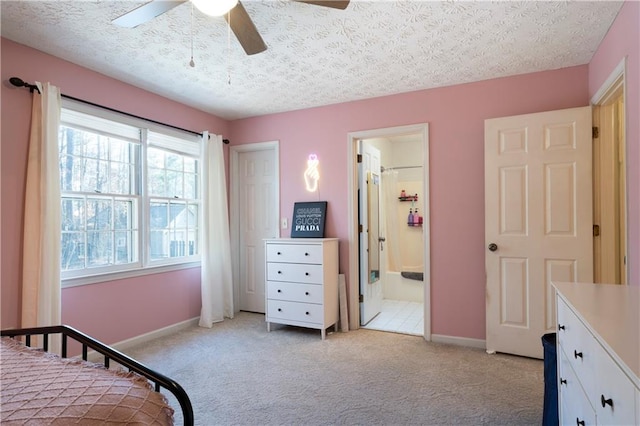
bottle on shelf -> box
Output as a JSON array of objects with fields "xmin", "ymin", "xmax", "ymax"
[
  {"xmin": 413, "ymin": 208, "xmax": 420, "ymax": 225},
  {"xmin": 408, "ymin": 208, "xmax": 414, "ymax": 225},
  {"xmin": 401, "ymin": 189, "xmax": 406, "ymax": 198}
]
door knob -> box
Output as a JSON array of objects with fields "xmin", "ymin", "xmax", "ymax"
[{"xmin": 488, "ymin": 243, "xmax": 498, "ymax": 252}]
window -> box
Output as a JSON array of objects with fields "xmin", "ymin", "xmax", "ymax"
[{"xmin": 59, "ymin": 101, "xmax": 201, "ymax": 284}]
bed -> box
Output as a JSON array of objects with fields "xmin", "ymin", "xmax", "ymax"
[{"xmin": 1, "ymin": 325, "xmax": 194, "ymax": 425}]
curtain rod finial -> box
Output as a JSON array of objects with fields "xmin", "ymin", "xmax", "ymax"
[
  {"xmin": 9, "ymin": 76, "xmax": 40, "ymax": 93},
  {"xmin": 9, "ymin": 77, "xmax": 26, "ymax": 87}
]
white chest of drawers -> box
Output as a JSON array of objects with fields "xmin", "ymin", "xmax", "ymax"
[
  {"xmin": 553, "ymin": 282, "xmax": 640, "ymax": 426},
  {"xmin": 264, "ymin": 238, "xmax": 339, "ymax": 340}
]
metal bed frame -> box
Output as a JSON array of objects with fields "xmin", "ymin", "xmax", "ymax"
[{"xmin": 1, "ymin": 325, "xmax": 194, "ymax": 426}]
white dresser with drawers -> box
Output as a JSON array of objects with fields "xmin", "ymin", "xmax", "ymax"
[
  {"xmin": 553, "ymin": 282, "xmax": 639, "ymax": 426},
  {"xmin": 264, "ymin": 238, "xmax": 339, "ymax": 340}
]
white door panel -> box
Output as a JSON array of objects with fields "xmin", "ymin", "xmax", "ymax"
[
  {"xmin": 485, "ymin": 106, "xmax": 592, "ymax": 359},
  {"xmin": 238, "ymin": 148, "xmax": 278, "ymax": 313}
]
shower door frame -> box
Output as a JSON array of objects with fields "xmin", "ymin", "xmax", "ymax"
[{"xmin": 346, "ymin": 123, "xmax": 431, "ymax": 339}]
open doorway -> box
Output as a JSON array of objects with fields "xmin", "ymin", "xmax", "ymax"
[
  {"xmin": 592, "ymin": 59, "xmax": 628, "ymax": 284},
  {"xmin": 346, "ymin": 124, "xmax": 430, "ymax": 339}
]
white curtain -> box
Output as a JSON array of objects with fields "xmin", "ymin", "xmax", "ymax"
[
  {"xmin": 21, "ymin": 82, "xmax": 62, "ymax": 330},
  {"xmin": 199, "ymin": 133, "xmax": 234, "ymax": 327}
]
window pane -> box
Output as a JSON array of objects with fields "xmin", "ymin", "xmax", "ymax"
[
  {"xmin": 61, "ymin": 232, "xmax": 85, "ymax": 271},
  {"xmin": 61, "ymin": 198, "xmax": 85, "ymax": 231},
  {"xmin": 166, "ymin": 170, "xmax": 183, "ymax": 198},
  {"xmin": 110, "ymin": 162, "xmax": 132, "ymax": 194},
  {"xmin": 87, "ymin": 199, "xmax": 112, "ymax": 230},
  {"xmin": 94, "ymin": 159, "xmax": 110, "ymax": 193},
  {"xmin": 150, "ymin": 230, "xmax": 167, "ymax": 260},
  {"xmin": 185, "ymin": 172, "xmax": 197, "ymax": 199},
  {"xmin": 114, "ymin": 200, "xmax": 133, "ymax": 230},
  {"xmin": 187, "ymin": 204, "xmax": 198, "ymax": 228},
  {"xmin": 148, "ymin": 167, "xmax": 165, "ymax": 197},
  {"xmin": 188, "ymin": 204, "xmax": 199, "ymax": 255},
  {"xmin": 147, "ymin": 147, "xmax": 164, "ymax": 169},
  {"xmin": 165, "ymin": 152, "xmax": 182, "ymax": 171},
  {"xmin": 111, "ymin": 139, "xmax": 131, "ymax": 163},
  {"xmin": 87, "ymin": 231, "xmax": 112, "ymax": 267},
  {"xmin": 150, "ymin": 202, "xmax": 168, "ymax": 228},
  {"xmin": 115, "ymin": 230, "xmax": 134, "ymax": 264},
  {"xmin": 184, "ymin": 157, "xmax": 196, "ymax": 173}
]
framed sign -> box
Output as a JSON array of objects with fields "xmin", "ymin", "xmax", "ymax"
[{"xmin": 291, "ymin": 201, "xmax": 327, "ymax": 238}]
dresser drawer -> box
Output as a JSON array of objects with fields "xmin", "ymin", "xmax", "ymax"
[
  {"xmin": 266, "ymin": 243, "xmax": 323, "ymax": 264},
  {"xmin": 592, "ymin": 339, "xmax": 637, "ymax": 425},
  {"xmin": 267, "ymin": 262, "xmax": 324, "ymax": 284},
  {"xmin": 558, "ymin": 347, "xmax": 596, "ymax": 425},
  {"xmin": 557, "ymin": 298, "xmax": 597, "ymax": 396},
  {"xmin": 267, "ymin": 281, "xmax": 323, "ymax": 304},
  {"xmin": 267, "ymin": 300, "xmax": 324, "ymax": 324}
]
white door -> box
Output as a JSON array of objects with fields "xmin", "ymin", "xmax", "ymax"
[
  {"xmin": 359, "ymin": 142, "xmax": 383, "ymax": 325},
  {"xmin": 485, "ymin": 106, "xmax": 592, "ymax": 359},
  {"xmin": 236, "ymin": 147, "xmax": 278, "ymax": 313}
]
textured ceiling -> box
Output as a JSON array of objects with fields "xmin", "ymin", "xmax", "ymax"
[{"xmin": 1, "ymin": 0, "xmax": 623, "ymax": 120}]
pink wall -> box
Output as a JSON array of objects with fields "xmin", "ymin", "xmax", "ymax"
[
  {"xmin": 588, "ymin": 0, "xmax": 640, "ymax": 286},
  {"xmin": 1, "ymin": 39, "xmax": 228, "ymax": 343},
  {"xmin": 230, "ymin": 66, "xmax": 591, "ymax": 339}
]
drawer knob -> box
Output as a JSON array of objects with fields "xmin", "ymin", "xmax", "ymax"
[
  {"xmin": 576, "ymin": 419, "xmax": 585, "ymax": 426},
  {"xmin": 277, "ymin": 289, "xmax": 281, "ymax": 293},
  {"xmin": 305, "ymin": 272, "xmax": 309, "ymax": 276},
  {"xmin": 305, "ymin": 292, "xmax": 309, "ymax": 296},
  {"xmin": 558, "ymin": 324, "xmax": 565, "ymax": 331},
  {"xmin": 277, "ymin": 251, "xmax": 281, "ymax": 255},
  {"xmin": 277, "ymin": 271, "xmax": 282, "ymax": 274},
  {"xmin": 305, "ymin": 252, "xmax": 309, "ymax": 256},
  {"xmin": 600, "ymin": 395, "xmax": 613, "ymax": 408},
  {"xmin": 305, "ymin": 311, "xmax": 310, "ymax": 315},
  {"xmin": 560, "ymin": 378, "xmax": 567, "ymax": 385},
  {"xmin": 277, "ymin": 308, "xmax": 282, "ymax": 312},
  {"xmin": 573, "ymin": 350, "xmax": 583, "ymax": 359}
]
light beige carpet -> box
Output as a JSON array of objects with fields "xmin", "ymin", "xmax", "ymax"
[{"xmin": 125, "ymin": 312, "xmax": 544, "ymax": 426}]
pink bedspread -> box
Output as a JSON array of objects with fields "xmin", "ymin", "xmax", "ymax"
[{"xmin": 1, "ymin": 337, "xmax": 174, "ymax": 425}]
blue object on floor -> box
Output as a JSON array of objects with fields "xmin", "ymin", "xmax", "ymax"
[{"xmin": 542, "ymin": 333, "xmax": 558, "ymax": 426}]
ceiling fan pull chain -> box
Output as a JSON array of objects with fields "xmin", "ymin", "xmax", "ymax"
[
  {"xmin": 189, "ymin": 2, "xmax": 196, "ymax": 67},
  {"xmin": 227, "ymin": 9, "xmax": 232, "ymax": 85}
]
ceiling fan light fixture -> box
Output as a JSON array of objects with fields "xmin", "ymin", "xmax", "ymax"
[{"xmin": 191, "ymin": 0, "xmax": 238, "ymax": 17}]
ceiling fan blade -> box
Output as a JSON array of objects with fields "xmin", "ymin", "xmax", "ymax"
[
  {"xmin": 113, "ymin": 0, "xmax": 186, "ymax": 28},
  {"xmin": 294, "ymin": 0, "xmax": 350, "ymax": 10},
  {"xmin": 224, "ymin": 1, "xmax": 267, "ymax": 56}
]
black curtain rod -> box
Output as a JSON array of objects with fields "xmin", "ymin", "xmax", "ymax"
[{"xmin": 9, "ymin": 77, "xmax": 229, "ymax": 144}]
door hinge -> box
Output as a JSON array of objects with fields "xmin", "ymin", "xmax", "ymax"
[
  {"xmin": 357, "ymin": 154, "xmax": 362, "ymax": 163},
  {"xmin": 592, "ymin": 126, "xmax": 599, "ymax": 138},
  {"xmin": 359, "ymin": 294, "xmax": 363, "ymax": 303},
  {"xmin": 593, "ymin": 224, "xmax": 600, "ymax": 237},
  {"xmin": 358, "ymin": 224, "xmax": 363, "ymax": 233}
]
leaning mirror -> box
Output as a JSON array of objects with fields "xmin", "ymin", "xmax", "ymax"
[{"xmin": 368, "ymin": 171, "xmax": 380, "ymax": 283}]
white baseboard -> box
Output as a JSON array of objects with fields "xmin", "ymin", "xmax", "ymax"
[
  {"xmin": 431, "ymin": 334, "xmax": 486, "ymax": 350},
  {"xmin": 87, "ymin": 317, "xmax": 200, "ymax": 363}
]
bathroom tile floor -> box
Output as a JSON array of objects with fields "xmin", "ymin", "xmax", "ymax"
[{"xmin": 362, "ymin": 299, "xmax": 424, "ymax": 336}]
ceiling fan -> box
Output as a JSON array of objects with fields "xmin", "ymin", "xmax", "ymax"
[{"xmin": 113, "ymin": 0, "xmax": 350, "ymax": 56}]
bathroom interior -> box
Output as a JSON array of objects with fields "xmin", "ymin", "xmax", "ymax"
[{"xmin": 361, "ymin": 134, "xmax": 425, "ymax": 336}]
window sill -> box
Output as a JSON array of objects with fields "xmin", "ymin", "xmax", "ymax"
[{"xmin": 61, "ymin": 261, "xmax": 201, "ymax": 288}]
